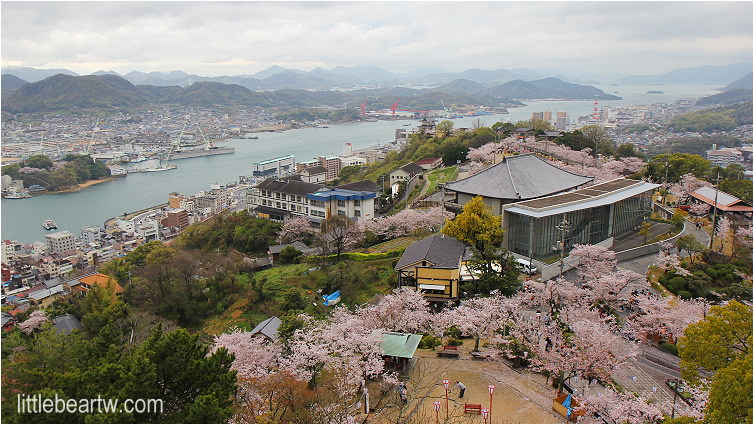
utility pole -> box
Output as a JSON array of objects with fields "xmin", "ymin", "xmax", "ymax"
[
  {"xmin": 708, "ymin": 171, "xmax": 721, "ymax": 249},
  {"xmin": 556, "ymin": 216, "xmax": 571, "ymax": 279}
]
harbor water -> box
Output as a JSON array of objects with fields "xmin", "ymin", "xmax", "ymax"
[{"xmin": 0, "ymin": 84, "xmax": 722, "ymax": 244}]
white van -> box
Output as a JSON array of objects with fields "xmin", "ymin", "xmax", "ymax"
[{"xmin": 515, "ymin": 258, "xmax": 537, "ymax": 275}]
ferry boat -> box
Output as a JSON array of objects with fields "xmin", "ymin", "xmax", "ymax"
[{"xmin": 43, "ymin": 219, "xmax": 58, "ymax": 230}]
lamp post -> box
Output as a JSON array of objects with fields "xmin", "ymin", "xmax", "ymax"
[
  {"xmin": 556, "ymin": 217, "xmax": 571, "ymax": 278},
  {"xmin": 433, "ymin": 401, "xmax": 441, "ymax": 424},
  {"xmin": 442, "ymin": 380, "xmax": 450, "ymax": 417},
  {"xmin": 708, "ymin": 171, "xmax": 720, "ymax": 250},
  {"xmin": 487, "ymin": 384, "xmax": 495, "ymax": 422},
  {"xmin": 481, "ymin": 408, "xmax": 489, "ymax": 424},
  {"xmin": 670, "ymin": 379, "xmax": 680, "ymax": 419}
]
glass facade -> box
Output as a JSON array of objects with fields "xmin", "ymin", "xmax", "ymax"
[{"xmin": 506, "ymin": 192, "xmax": 652, "ymax": 260}]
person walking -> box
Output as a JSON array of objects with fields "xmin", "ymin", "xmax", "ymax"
[
  {"xmin": 398, "ymin": 382, "xmax": 407, "ymax": 404},
  {"xmin": 456, "ymin": 381, "xmax": 466, "ymax": 398}
]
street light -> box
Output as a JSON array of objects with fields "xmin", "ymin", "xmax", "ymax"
[
  {"xmin": 433, "ymin": 401, "xmax": 442, "ymax": 424},
  {"xmin": 556, "ymin": 217, "xmax": 571, "ymax": 278},
  {"xmin": 442, "ymin": 380, "xmax": 450, "ymax": 417},
  {"xmin": 481, "ymin": 408, "xmax": 489, "ymax": 424},
  {"xmin": 487, "ymin": 384, "xmax": 495, "ymax": 422}
]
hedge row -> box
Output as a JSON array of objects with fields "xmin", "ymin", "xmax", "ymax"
[{"xmin": 307, "ymin": 248, "xmax": 405, "ymax": 263}]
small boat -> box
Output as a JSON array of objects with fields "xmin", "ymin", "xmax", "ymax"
[
  {"xmin": 43, "ymin": 219, "xmax": 57, "ymax": 230},
  {"xmin": 4, "ymin": 190, "xmax": 31, "ymax": 199}
]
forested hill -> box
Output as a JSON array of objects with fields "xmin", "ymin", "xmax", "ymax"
[
  {"xmin": 669, "ymin": 101, "xmax": 752, "ymax": 132},
  {"xmin": 2, "ymin": 73, "xmax": 617, "ymax": 114}
]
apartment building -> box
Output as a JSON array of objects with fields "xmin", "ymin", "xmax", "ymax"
[{"xmin": 45, "ymin": 231, "xmax": 77, "ymax": 257}]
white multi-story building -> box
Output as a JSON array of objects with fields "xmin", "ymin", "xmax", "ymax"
[
  {"xmin": 80, "ymin": 225, "xmax": 103, "ymax": 245},
  {"xmin": 706, "ymin": 146, "xmax": 744, "ymax": 167},
  {"xmin": 45, "ymin": 230, "xmax": 77, "ymax": 256},
  {"xmin": 2, "ymin": 240, "xmax": 22, "ymax": 264},
  {"xmin": 252, "ymin": 155, "xmax": 295, "ymax": 179},
  {"xmin": 135, "ymin": 220, "xmax": 160, "ymax": 242},
  {"xmin": 247, "ymin": 176, "xmax": 378, "ymax": 224}
]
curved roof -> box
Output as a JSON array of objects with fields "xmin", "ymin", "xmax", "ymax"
[{"xmin": 445, "ymin": 154, "xmax": 593, "ymax": 200}]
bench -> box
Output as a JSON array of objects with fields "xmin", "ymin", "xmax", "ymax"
[
  {"xmin": 437, "ymin": 345, "xmax": 459, "ymax": 358},
  {"xmin": 471, "ymin": 351, "xmax": 485, "ymax": 361},
  {"xmin": 464, "ymin": 403, "xmax": 483, "ymax": 414}
]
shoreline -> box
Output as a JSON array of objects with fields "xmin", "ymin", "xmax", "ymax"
[{"xmin": 36, "ymin": 176, "xmax": 117, "ymax": 195}]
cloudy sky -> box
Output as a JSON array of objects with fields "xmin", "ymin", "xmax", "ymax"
[{"xmin": 2, "ymin": 1, "xmax": 752, "ymax": 78}]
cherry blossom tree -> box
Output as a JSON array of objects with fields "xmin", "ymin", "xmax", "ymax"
[
  {"xmin": 441, "ymin": 292, "xmax": 507, "ymax": 351},
  {"xmin": 689, "ymin": 202, "xmax": 710, "ymax": 217},
  {"xmin": 577, "ymin": 386, "xmax": 665, "ymax": 424},
  {"xmin": 628, "ymin": 293, "xmax": 709, "ymax": 343},
  {"xmin": 668, "ymin": 173, "xmax": 712, "ymax": 204},
  {"xmin": 358, "ymin": 287, "xmax": 434, "ymax": 334},
  {"xmin": 213, "ymin": 329, "xmax": 282, "ymax": 379},
  {"xmin": 276, "ymin": 216, "xmax": 314, "ymax": 243},
  {"xmin": 361, "ymin": 206, "xmax": 450, "ymax": 239},
  {"xmin": 586, "ymin": 269, "xmax": 646, "ymax": 307},
  {"xmin": 527, "ymin": 304, "xmax": 638, "ymax": 391},
  {"xmin": 19, "ymin": 310, "xmax": 48, "ymax": 334},
  {"xmin": 467, "ymin": 142, "xmax": 500, "ymax": 163},
  {"xmin": 569, "ymin": 244, "xmax": 617, "ymax": 284},
  {"xmin": 715, "ymin": 216, "xmax": 731, "ymax": 253}
]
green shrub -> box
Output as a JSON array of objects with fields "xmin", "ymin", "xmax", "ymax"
[
  {"xmin": 446, "ymin": 338, "xmax": 464, "ymax": 346},
  {"xmin": 658, "ymin": 341, "xmax": 679, "ymax": 356},
  {"xmin": 677, "ymin": 290, "xmax": 693, "ymax": 299},
  {"xmin": 667, "ymin": 276, "xmax": 687, "ymax": 292},
  {"xmin": 446, "ymin": 326, "xmax": 462, "ymax": 339},
  {"xmin": 418, "ymin": 334, "xmax": 442, "ymax": 349}
]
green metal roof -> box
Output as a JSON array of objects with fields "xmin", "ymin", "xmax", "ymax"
[{"xmin": 381, "ymin": 332, "xmax": 422, "ymax": 358}]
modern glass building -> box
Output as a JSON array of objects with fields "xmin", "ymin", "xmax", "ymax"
[{"xmin": 503, "ymin": 179, "xmax": 659, "ymax": 261}]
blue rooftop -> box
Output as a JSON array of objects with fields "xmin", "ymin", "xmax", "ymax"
[{"xmin": 306, "ymin": 189, "xmax": 376, "ymax": 202}]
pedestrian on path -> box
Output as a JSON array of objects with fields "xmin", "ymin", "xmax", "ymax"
[
  {"xmin": 456, "ymin": 381, "xmax": 466, "ymax": 398},
  {"xmin": 398, "ymin": 382, "xmax": 407, "ymax": 404}
]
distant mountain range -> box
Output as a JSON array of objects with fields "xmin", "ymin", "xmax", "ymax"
[
  {"xmin": 0, "ymin": 72, "xmax": 624, "ymax": 114},
  {"xmin": 615, "ymin": 62, "xmax": 752, "ymax": 85},
  {"xmin": 4, "ymin": 61, "xmax": 750, "ymax": 91}
]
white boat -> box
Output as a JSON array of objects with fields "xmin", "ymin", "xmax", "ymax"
[
  {"xmin": 129, "ymin": 164, "xmax": 177, "ymax": 173},
  {"xmin": 43, "ymin": 219, "xmax": 57, "ymax": 230},
  {"xmin": 4, "ymin": 190, "xmax": 31, "ymax": 199}
]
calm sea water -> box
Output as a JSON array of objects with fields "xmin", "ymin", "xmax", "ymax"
[{"xmin": 0, "ymin": 84, "xmax": 721, "ymax": 244}]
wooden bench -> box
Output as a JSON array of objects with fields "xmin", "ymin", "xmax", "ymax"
[
  {"xmin": 464, "ymin": 403, "xmax": 482, "ymax": 414},
  {"xmin": 437, "ymin": 345, "xmax": 459, "ymax": 358}
]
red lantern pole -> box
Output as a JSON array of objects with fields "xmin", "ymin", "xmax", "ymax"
[
  {"xmin": 482, "ymin": 408, "xmax": 489, "ymax": 424},
  {"xmin": 434, "ymin": 401, "xmax": 441, "ymax": 424},
  {"xmin": 443, "ymin": 380, "xmax": 450, "ymax": 417},
  {"xmin": 487, "ymin": 384, "xmax": 495, "ymax": 422}
]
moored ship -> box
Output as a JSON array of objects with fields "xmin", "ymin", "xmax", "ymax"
[{"xmin": 43, "ymin": 219, "xmax": 57, "ymax": 230}]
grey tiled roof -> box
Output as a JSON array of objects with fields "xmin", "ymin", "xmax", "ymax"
[
  {"xmin": 395, "ymin": 234, "xmax": 467, "ymax": 270},
  {"xmin": 336, "ymin": 180, "xmax": 382, "ymax": 193},
  {"xmin": 302, "ymin": 166, "xmax": 327, "ymax": 174},
  {"xmin": 444, "ymin": 153, "xmax": 593, "ymax": 200},
  {"xmin": 52, "ymin": 314, "xmax": 83, "ymax": 335},
  {"xmin": 256, "ymin": 176, "xmax": 326, "ymax": 196},
  {"xmin": 398, "ymin": 162, "xmax": 424, "ymax": 176},
  {"xmin": 250, "ymin": 316, "xmax": 282, "ymax": 340}
]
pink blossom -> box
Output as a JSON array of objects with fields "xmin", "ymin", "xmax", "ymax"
[
  {"xmin": 578, "ymin": 386, "xmax": 665, "ymax": 423},
  {"xmin": 668, "ymin": 174, "xmax": 712, "ymax": 203},
  {"xmin": 689, "ymin": 202, "xmax": 710, "ymax": 216},
  {"xmin": 276, "ymin": 216, "xmax": 314, "ymax": 243},
  {"xmin": 213, "ymin": 329, "xmax": 282, "ymax": 379},
  {"xmin": 19, "ymin": 310, "xmax": 48, "ymax": 334},
  {"xmin": 570, "ymin": 244, "xmax": 617, "ymax": 284}
]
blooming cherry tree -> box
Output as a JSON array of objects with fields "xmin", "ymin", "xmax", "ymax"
[
  {"xmin": 578, "ymin": 386, "xmax": 665, "ymax": 423},
  {"xmin": 19, "ymin": 310, "xmax": 48, "ymax": 334},
  {"xmin": 276, "ymin": 216, "xmax": 314, "ymax": 244},
  {"xmin": 715, "ymin": 216, "xmax": 731, "ymax": 253},
  {"xmin": 570, "ymin": 244, "xmax": 617, "ymax": 284}
]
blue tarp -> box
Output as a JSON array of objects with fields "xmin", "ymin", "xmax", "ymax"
[
  {"xmin": 322, "ymin": 290, "xmax": 341, "ymax": 306},
  {"xmin": 562, "ymin": 394, "xmax": 573, "ymax": 418}
]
